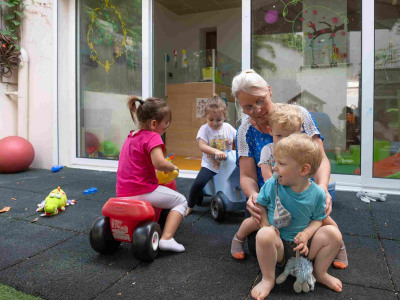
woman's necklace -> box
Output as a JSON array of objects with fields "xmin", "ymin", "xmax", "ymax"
[
  {"xmin": 252, "ymin": 102, "xmax": 275, "ymax": 134},
  {"xmin": 254, "ymin": 118, "xmax": 269, "ymax": 134}
]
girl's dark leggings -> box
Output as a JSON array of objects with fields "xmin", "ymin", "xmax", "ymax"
[{"xmin": 188, "ymin": 167, "xmax": 217, "ymax": 208}]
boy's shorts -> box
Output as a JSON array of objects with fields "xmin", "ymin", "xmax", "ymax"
[{"xmin": 277, "ymin": 239, "xmax": 312, "ymax": 267}]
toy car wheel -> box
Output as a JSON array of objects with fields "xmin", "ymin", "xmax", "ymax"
[
  {"xmin": 90, "ymin": 216, "xmax": 121, "ymax": 255},
  {"xmin": 210, "ymin": 195, "xmax": 225, "ymax": 222},
  {"xmin": 132, "ymin": 221, "xmax": 161, "ymax": 261}
]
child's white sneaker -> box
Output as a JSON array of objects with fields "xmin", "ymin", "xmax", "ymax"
[{"xmin": 159, "ymin": 238, "xmax": 185, "ymax": 252}]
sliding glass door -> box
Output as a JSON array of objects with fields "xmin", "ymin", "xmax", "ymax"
[{"xmin": 76, "ymin": 0, "xmax": 142, "ymax": 161}]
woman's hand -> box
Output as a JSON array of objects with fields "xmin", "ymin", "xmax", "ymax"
[
  {"xmin": 214, "ymin": 150, "xmax": 227, "ymax": 160},
  {"xmin": 321, "ymin": 186, "xmax": 332, "ymax": 216},
  {"xmin": 246, "ymin": 192, "xmax": 261, "ymax": 224},
  {"xmin": 293, "ymin": 231, "xmax": 310, "ymax": 256}
]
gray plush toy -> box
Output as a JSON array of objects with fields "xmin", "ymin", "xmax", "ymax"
[{"xmin": 275, "ymin": 251, "xmax": 316, "ymax": 293}]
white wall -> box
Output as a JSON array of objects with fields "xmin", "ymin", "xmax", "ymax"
[
  {"xmin": 19, "ymin": 0, "xmax": 54, "ymax": 169},
  {"xmin": 0, "ymin": 75, "xmax": 18, "ymax": 138},
  {"xmin": 154, "ymin": 3, "xmax": 241, "ymax": 97}
]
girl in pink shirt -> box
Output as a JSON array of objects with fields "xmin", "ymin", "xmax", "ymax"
[{"xmin": 116, "ymin": 96, "xmax": 188, "ymax": 253}]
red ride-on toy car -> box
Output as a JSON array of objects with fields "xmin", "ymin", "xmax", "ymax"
[{"xmin": 90, "ymin": 175, "xmax": 177, "ymax": 261}]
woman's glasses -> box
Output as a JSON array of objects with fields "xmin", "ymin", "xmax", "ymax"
[{"xmin": 242, "ymin": 99, "xmax": 265, "ymax": 115}]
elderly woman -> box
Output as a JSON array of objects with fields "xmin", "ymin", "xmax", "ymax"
[{"xmin": 232, "ymin": 69, "xmax": 347, "ymax": 269}]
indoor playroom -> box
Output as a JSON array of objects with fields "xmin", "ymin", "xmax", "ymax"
[{"xmin": 152, "ymin": 0, "xmax": 242, "ymax": 171}]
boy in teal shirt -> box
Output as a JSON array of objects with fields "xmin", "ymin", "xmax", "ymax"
[{"xmin": 251, "ymin": 133, "xmax": 342, "ymax": 300}]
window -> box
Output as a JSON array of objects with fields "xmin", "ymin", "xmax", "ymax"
[
  {"xmin": 374, "ymin": 0, "xmax": 400, "ymax": 179},
  {"xmin": 77, "ymin": 0, "xmax": 142, "ymax": 160},
  {"xmin": 251, "ymin": 0, "xmax": 362, "ymax": 175}
]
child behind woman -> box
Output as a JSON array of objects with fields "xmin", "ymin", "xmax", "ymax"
[
  {"xmin": 231, "ymin": 103, "xmax": 302, "ymax": 259},
  {"xmin": 186, "ymin": 95, "xmax": 237, "ymax": 216},
  {"xmin": 251, "ymin": 134, "xmax": 342, "ymax": 300},
  {"xmin": 116, "ymin": 96, "xmax": 188, "ymax": 253}
]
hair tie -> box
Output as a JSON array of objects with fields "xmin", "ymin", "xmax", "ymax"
[{"xmin": 138, "ymin": 99, "xmax": 144, "ymax": 105}]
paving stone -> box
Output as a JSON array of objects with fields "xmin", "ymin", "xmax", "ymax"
[
  {"xmin": 0, "ymin": 188, "xmax": 48, "ymax": 219},
  {"xmin": 25, "ymin": 197, "xmax": 106, "ymax": 233},
  {"xmin": 0, "ymin": 220, "xmax": 75, "ymax": 270},
  {"xmin": 0, "ymin": 233, "xmax": 140, "ymax": 300},
  {"xmin": 177, "ymin": 210, "xmax": 249, "ymax": 261},
  {"xmin": 253, "ymin": 277, "xmax": 398, "ymax": 300},
  {"xmin": 372, "ymin": 210, "xmax": 400, "ymax": 240},
  {"xmin": 382, "ymin": 239, "xmax": 400, "ymax": 292},
  {"xmin": 95, "ymin": 255, "xmax": 258, "ymax": 300},
  {"xmin": 369, "ymin": 193, "xmax": 400, "ymax": 213},
  {"xmin": 329, "ymin": 235, "xmax": 393, "ymax": 291}
]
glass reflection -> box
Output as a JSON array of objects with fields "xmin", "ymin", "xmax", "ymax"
[
  {"xmin": 77, "ymin": 0, "xmax": 142, "ymax": 160},
  {"xmin": 374, "ymin": 0, "xmax": 400, "ymax": 179},
  {"xmin": 252, "ymin": 0, "xmax": 362, "ymax": 175}
]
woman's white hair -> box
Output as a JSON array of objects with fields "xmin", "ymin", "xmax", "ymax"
[{"xmin": 231, "ymin": 69, "xmax": 269, "ymax": 99}]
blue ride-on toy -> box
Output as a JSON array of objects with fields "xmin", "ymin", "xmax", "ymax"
[{"xmin": 203, "ymin": 150, "xmax": 246, "ymax": 222}]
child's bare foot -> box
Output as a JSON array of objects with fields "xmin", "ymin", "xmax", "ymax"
[
  {"xmin": 315, "ymin": 273, "xmax": 342, "ymax": 292},
  {"xmin": 185, "ymin": 207, "xmax": 193, "ymax": 217},
  {"xmin": 251, "ymin": 278, "xmax": 275, "ymax": 300}
]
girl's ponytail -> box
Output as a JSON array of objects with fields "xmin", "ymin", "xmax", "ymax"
[
  {"xmin": 127, "ymin": 96, "xmax": 142, "ymax": 124},
  {"xmin": 127, "ymin": 96, "xmax": 171, "ymax": 128}
]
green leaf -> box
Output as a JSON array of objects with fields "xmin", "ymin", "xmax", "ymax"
[
  {"xmin": 5, "ymin": 13, "xmax": 15, "ymax": 20},
  {"xmin": 0, "ymin": 0, "xmax": 15, "ymax": 7},
  {"xmin": 14, "ymin": 10, "xmax": 23, "ymax": 17},
  {"xmin": 0, "ymin": 29, "xmax": 11, "ymax": 35},
  {"xmin": 14, "ymin": 44, "xmax": 21, "ymax": 50},
  {"xmin": 12, "ymin": 20, "xmax": 21, "ymax": 26}
]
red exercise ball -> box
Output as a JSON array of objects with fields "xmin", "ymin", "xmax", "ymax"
[
  {"xmin": 85, "ymin": 131, "xmax": 100, "ymax": 154},
  {"xmin": 0, "ymin": 136, "xmax": 35, "ymax": 173}
]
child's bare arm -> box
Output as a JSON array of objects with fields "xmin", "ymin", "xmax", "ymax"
[
  {"xmin": 199, "ymin": 139, "xmax": 226, "ymax": 160},
  {"xmin": 150, "ymin": 146, "xmax": 178, "ymax": 172},
  {"xmin": 256, "ymin": 203, "xmax": 271, "ymax": 227},
  {"xmin": 294, "ymin": 220, "xmax": 323, "ymax": 255},
  {"xmin": 256, "ymin": 203, "xmax": 280, "ymax": 237},
  {"xmin": 260, "ymin": 164, "xmax": 273, "ymax": 182}
]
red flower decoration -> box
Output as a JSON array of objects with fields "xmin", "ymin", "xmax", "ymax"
[
  {"xmin": 341, "ymin": 31, "xmax": 346, "ymax": 36},
  {"xmin": 299, "ymin": 17, "xmax": 304, "ymax": 22},
  {"xmin": 310, "ymin": 22, "xmax": 316, "ymax": 29},
  {"xmin": 313, "ymin": 10, "xmax": 317, "ymax": 15},
  {"xmin": 332, "ymin": 17, "xmax": 338, "ymax": 25},
  {"xmin": 321, "ymin": 29, "xmax": 326, "ymax": 33},
  {"xmin": 331, "ymin": 33, "xmax": 336, "ymax": 38},
  {"xmin": 308, "ymin": 34, "xmax": 313, "ymax": 39}
]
